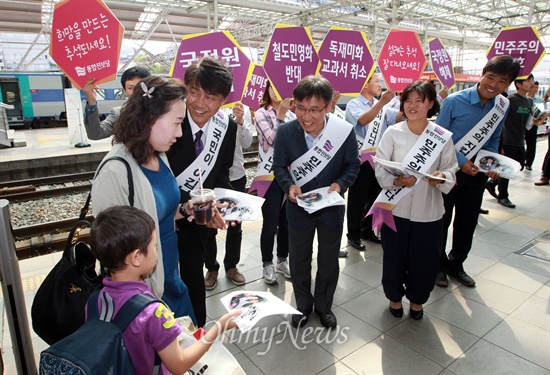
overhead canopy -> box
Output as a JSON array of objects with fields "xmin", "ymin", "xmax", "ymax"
[{"xmin": 1, "ymin": 0, "xmax": 549, "ymax": 71}]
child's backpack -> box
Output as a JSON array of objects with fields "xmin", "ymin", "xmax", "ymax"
[{"xmin": 39, "ymin": 289, "xmax": 162, "ymax": 375}]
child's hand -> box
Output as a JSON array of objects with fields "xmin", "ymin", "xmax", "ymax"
[{"xmin": 218, "ymin": 309, "xmax": 242, "ymax": 331}]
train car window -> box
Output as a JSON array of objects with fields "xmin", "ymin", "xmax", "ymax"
[
  {"xmin": 95, "ymin": 88, "xmax": 106, "ymax": 101},
  {"xmin": 6, "ymin": 91, "xmax": 15, "ymax": 103},
  {"xmin": 114, "ymin": 88, "xmax": 126, "ymax": 100}
]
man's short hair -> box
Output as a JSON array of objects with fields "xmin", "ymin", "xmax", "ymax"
[
  {"xmin": 121, "ymin": 66, "xmax": 151, "ymax": 90},
  {"xmin": 90, "ymin": 206, "xmax": 155, "ymax": 272},
  {"xmin": 482, "ymin": 56, "xmax": 521, "ymax": 84},
  {"xmin": 184, "ymin": 57, "xmax": 233, "ymax": 98},
  {"xmin": 293, "ymin": 75, "xmax": 333, "ymax": 106}
]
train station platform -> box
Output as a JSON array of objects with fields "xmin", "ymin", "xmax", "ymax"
[
  {"xmin": 0, "ymin": 128, "xmax": 113, "ymax": 182},
  {"xmin": 1, "ymin": 137, "xmax": 549, "ymax": 375}
]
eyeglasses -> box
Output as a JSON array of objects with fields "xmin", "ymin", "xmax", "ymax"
[{"xmin": 294, "ymin": 104, "xmax": 327, "ymax": 115}]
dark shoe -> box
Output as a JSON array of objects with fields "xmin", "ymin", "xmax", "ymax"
[
  {"xmin": 291, "ymin": 313, "xmax": 309, "ymax": 329},
  {"xmin": 316, "ymin": 310, "xmax": 337, "ymax": 328},
  {"xmin": 389, "ymin": 304, "xmax": 403, "ymax": 318},
  {"xmin": 347, "ymin": 239, "xmax": 366, "ymax": 251},
  {"xmin": 485, "ymin": 181, "xmax": 497, "ymax": 198},
  {"xmin": 204, "ymin": 271, "xmax": 218, "ymax": 290},
  {"xmin": 338, "ymin": 249, "xmax": 349, "ymax": 258},
  {"xmin": 479, "ymin": 207, "xmax": 489, "ymax": 215},
  {"xmin": 535, "ymin": 177, "xmax": 549, "ymax": 186},
  {"xmin": 435, "ymin": 271, "xmax": 448, "ymax": 287},
  {"xmin": 448, "ymin": 269, "xmax": 476, "ymax": 287},
  {"xmin": 409, "ymin": 308, "xmax": 424, "ymax": 320},
  {"xmin": 225, "ymin": 267, "xmax": 245, "ymax": 286},
  {"xmin": 361, "ymin": 232, "xmax": 382, "ymax": 244},
  {"xmin": 498, "ymin": 198, "xmax": 516, "ymax": 209},
  {"xmin": 525, "ymin": 165, "xmax": 532, "ymax": 171}
]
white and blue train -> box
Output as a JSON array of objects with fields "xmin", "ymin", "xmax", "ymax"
[{"xmin": 0, "ymin": 71, "xmax": 125, "ymax": 128}]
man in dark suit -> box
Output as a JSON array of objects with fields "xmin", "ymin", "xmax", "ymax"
[
  {"xmin": 273, "ymin": 75, "xmax": 360, "ymax": 329},
  {"xmin": 167, "ymin": 57, "xmax": 237, "ymax": 327}
]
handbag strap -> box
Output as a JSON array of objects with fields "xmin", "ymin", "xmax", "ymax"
[{"xmin": 80, "ymin": 156, "xmax": 134, "ymax": 219}]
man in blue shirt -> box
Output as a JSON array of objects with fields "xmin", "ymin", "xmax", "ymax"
[{"xmin": 435, "ymin": 56, "xmax": 521, "ymax": 288}]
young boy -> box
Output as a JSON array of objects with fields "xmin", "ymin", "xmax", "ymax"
[{"xmin": 90, "ymin": 206, "xmax": 240, "ymax": 375}]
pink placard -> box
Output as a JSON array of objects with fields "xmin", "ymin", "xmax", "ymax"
[
  {"xmin": 50, "ymin": 0, "xmax": 124, "ymax": 90},
  {"xmin": 377, "ymin": 29, "xmax": 427, "ymax": 92}
]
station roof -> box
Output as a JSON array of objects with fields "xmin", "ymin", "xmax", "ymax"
[{"xmin": 1, "ymin": 0, "xmax": 549, "ymax": 69}]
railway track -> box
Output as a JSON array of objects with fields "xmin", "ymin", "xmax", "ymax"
[{"xmin": 6, "ymin": 150, "xmax": 259, "ymax": 258}]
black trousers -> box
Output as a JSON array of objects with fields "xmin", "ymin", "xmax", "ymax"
[
  {"xmin": 176, "ymin": 220, "xmax": 213, "ymax": 327},
  {"xmin": 260, "ymin": 180, "xmax": 289, "ymax": 264},
  {"xmin": 542, "ymin": 136, "xmax": 550, "ymax": 178},
  {"xmin": 205, "ymin": 175, "xmax": 246, "ymax": 272},
  {"xmin": 497, "ymin": 145, "xmax": 525, "ymax": 199},
  {"xmin": 287, "ymin": 203, "xmax": 343, "ymax": 314},
  {"xmin": 440, "ymin": 170, "xmax": 488, "ymax": 272},
  {"xmin": 525, "ymin": 126, "xmax": 538, "ymax": 167},
  {"xmin": 381, "ymin": 217, "xmax": 442, "ymax": 305},
  {"xmin": 346, "ymin": 162, "xmax": 381, "ymax": 240}
]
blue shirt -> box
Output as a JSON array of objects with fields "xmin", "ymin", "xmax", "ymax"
[
  {"xmin": 344, "ymin": 94, "xmax": 398, "ymax": 139},
  {"xmin": 436, "ymin": 83, "xmax": 508, "ymax": 167}
]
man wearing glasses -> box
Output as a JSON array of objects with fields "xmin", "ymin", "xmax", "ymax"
[{"xmin": 273, "ymin": 76, "xmax": 360, "ymax": 329}]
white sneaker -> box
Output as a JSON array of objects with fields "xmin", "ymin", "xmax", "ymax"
[
  {"xmin": 276, "ymin": 260, "xmax": 291, "ymax": 279},
  {"xmin": 263, "ymin": 264, "xmax": 278, "ymax": 285}
]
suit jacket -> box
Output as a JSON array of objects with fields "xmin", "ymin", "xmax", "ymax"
[
  {"xmin": 273, "ymin": 118, "xmax": 360, "ymax": 224},
  {"xmin": 84, "ymin": 105, "xmax": 121, "ymax": 140},
  {"xmin": 167, "ymin": 114, "xmax": 237, "ymax": 204}
]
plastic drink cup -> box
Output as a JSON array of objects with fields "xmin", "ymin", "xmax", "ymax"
[{"xmin": 190, "ymin": 189, "xmax": 214, "ymax": 225}]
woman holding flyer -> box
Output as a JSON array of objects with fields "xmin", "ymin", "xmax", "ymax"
[
  {"xmin": 374, "ymin": 81, "xmax": 458, "ymax": 320},
  {"xmin": 254, "ymin": 80, "xmax": 296, "ymax": 284}
]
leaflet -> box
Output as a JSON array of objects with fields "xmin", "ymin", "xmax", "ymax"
[
  {"xmin": 475, "ymin": 150, "xmax": 521, "ymax": 180},
  {"xmin": 220, "ymin": 291, "xmax": 301, "ymax": 332},
  {"xmin": 213, "ymin": 188, "xmax": 265, "ymax": 221},
  {"xmin": 296, "ymin": 186, "xmax": 345, "ymax": 214}
]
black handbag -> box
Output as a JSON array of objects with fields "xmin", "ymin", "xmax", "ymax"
[
  {"xmin": 31, "ymin": 220, "xmax": 104, "ymax": 345},
  {"xmin": 31, "ymin": 156, "xmax": 134, "ymax": 345}
]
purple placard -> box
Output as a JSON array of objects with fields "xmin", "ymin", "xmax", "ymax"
[
  {"xmin": 262, "ymin": 25, "xmax": 320, "ymax": 100},
  {"xmin": 316, "ymin": 28, "xmax": 375, "ymax": 95},
  {"xmin": 486, "ymin": 26, "xmax": 546, "ymax": 79},
  {"xmin": 428, "ymin": 38, "xmax": 455, "ymax": 89},
  {"xmin": 241, "ymin": 65, "xmax": 268, "ymax": 111},
  {"xmin": 169, "ymin": 31, "xmax": 252, "ymax": 105}
]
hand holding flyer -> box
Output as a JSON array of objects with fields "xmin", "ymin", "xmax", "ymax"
[
  {"xmin": 220, "ymin": 291, "xmax": 301, "ymax": 332},
  {"xmin": 475, "ymin": 150, "xmax": 521, "ymax": 179},
  {"xmin": 213, "ymin": 188, "xmax": 265, "ymax": 221},
  {"xmin": 296, "ymin": 186, "xmax": 345, "ymax": 214}
]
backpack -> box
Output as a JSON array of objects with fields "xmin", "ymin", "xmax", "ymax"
[{"xmin": 39, "ymin": 290, "xmax": 162, "ymax": 375}]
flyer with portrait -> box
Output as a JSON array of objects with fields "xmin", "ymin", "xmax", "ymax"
[
  {"xmin": 220, "ymin": 291, "xmax": 301, "ymax": 332},
  {"xmin": 213, "ymin": 188, "xmax": 265, "ymax": 221},
  {"xmin": 475, "ymin": 150, "xmax": 521, "ymax": 179},
  {"xmin": 296, "ymin": 186, "xmax": 345, "ymax": 214}
]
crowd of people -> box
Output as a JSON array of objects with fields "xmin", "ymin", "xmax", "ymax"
[{"xmin": 82, "ymin": 54, "xmax": 548, "ymax": 374}]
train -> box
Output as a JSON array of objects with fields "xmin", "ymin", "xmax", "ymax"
[{"xmin": 0, "ymin": 71, "xmax": 126, "ymax": 128}]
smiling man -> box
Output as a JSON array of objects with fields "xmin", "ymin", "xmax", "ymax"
[
  {"xmin": 435, "ymin": 56, "xmax": 521, "ymax": 288},
  {"xmin": 167, "ymin": 57, "xmax": 238, "ymax": 327},
  {"xmin": 273, "ymin": 75, "xmax": 360, "ymax": 329}
]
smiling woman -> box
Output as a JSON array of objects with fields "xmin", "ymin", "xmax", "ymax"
[{"xmin": 91, "ymin": 76, "xmax": 198, "ymax": 323}]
